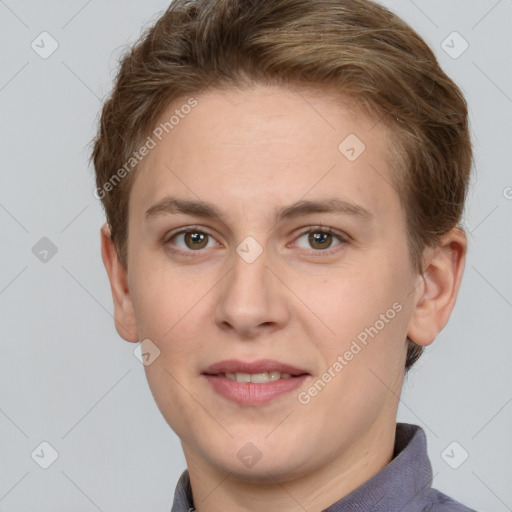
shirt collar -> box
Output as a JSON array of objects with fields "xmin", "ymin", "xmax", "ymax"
[{"xmin": 170, "ymin": 423, "xmax": 432, "ymax": 512}]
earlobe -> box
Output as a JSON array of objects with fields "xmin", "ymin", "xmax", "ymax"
[
  {"xmin": 406, "ymin": 228, "xmax": 467, "ymax": 347},
  {"xmin": 100, "ymin": 224, "xmax": 139, "ymax": 342}
]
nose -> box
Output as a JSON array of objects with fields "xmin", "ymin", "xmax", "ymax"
[{"xmin": 214, "ymin": 246, "xmax": 290, "ymax": 339}]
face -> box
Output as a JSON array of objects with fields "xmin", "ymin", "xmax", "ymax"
[{"xmin": 109, "ymin": 84, "xmax": 432, "ymax": 481}]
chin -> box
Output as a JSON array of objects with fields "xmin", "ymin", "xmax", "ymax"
[
  {"xmin": 202, "ymin": 439, "xmax": 311, "ymax": 483},
  {"xmin": 216, "ymin": 456, "xmax": 308, "ymax": 484}
]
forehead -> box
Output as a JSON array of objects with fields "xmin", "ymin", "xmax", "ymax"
[{"xmin": 129, "ymin": 84, "xmax": 400, "ymax": 225}]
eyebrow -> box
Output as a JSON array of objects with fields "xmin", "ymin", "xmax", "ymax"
[{"xmin": 144, "ymin": 196, "xmax": 373, "ymax": 223}]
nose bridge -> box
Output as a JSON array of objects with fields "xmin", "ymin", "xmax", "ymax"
[
  {"xmin": 232, "ymin": 252, "xmax": 268, "ymax": 300},
  {"xmin": 214, "ymin": 240, "xmax": 287, "ymax": 336}
]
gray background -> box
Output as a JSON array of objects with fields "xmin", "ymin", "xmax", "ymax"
[{"xmin": 1, "ymin": 0, "xmax": 511, "ymax": 510}]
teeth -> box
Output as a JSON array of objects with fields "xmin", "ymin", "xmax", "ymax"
[{"xmin": 224, "ymin": 371, "xmax": 294, "ymax": 383}]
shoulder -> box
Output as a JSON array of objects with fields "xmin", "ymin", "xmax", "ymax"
[{"xmin": 424, "ymin": 488, "xmax": 479, "ymax": 512}]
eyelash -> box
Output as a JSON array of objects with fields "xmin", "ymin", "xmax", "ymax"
[{"xmin": 164, "ymin": 225, "xmax": 349, "ymax": 258}]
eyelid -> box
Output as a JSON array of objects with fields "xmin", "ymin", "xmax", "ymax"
[
  {"xmin": 294, "ymin": 225, "xmax": 349, "ymax": 240},
  {"xmin": 164, "ymin": 225, "xmax": 221, "ymax": 256},
  {"xmin": 291, "ymin": 225, "xmax": 349, "ymax": 252},
  {"xmin": 164, "ymin": 225, "xmax": 218, "ymax": 243}
]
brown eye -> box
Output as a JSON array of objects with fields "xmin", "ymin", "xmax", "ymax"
[
  {"xmin": 183, "ymin": 231, "xmax": 209, "ymax": 250},
  {"xmin": 308, "ymin": 231, "xmax": 333, "ymax": 250},
  {"xmin": 294, "ymin": 228, "xmax": 346, "ymax": 252},
  {"xmin": 168, "ymin": 229, "xmax": 217, "ymax": 252}
]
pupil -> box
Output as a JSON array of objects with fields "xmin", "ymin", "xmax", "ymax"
[
  {"xmin": 309, "ymin": 232, "xmax": 331, "ymax": 249},
  {"xmin": 186, "ymin": 232, "xmax": 207, "ymax": 249}
]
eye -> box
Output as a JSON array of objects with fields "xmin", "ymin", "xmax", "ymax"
[
  {"xmin": 164, "ymin": 225, "xmax": 348, "ymax": 256},
  {"xmin": 167, "ymin": 228, "xmax": 218, "ymax": 252},
  {"xmin": 293, "ymin": 227, "xmax": 347, "ymax": 252}
]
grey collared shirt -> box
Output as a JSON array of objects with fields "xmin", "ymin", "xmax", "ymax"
[{"xmin": 170, "ymin": 423, "xmax": 477, "ymax": 511}]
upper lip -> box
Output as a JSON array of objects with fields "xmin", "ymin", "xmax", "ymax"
[{"xmin": 202, "ymin": 359, "xmax": 310, "ymax": 376}]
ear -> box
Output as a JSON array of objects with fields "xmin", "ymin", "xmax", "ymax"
[
  {"xmin": 407, "ymin": 228, "xmax": 467, "ymax": 347},
  {"xmin": 100, "ymin": 223, "xmax": 139, "ymax": 342}
]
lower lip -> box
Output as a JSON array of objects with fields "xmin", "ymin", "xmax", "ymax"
[{"xmin": 202, "ymin": 374, "xmax": 309, "ymax": 406}]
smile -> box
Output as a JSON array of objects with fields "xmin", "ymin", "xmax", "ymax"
[{"xmin": 223, "ymin": 371, "xmax": 293, "ymax": 383}]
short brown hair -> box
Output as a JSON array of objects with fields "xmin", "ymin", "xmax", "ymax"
[{"xmin": 90, "ymin": 0, "xmax": 472, "ymax": 371}]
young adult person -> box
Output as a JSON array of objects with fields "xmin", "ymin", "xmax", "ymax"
[{"xmin": 91, "ymin": 1, "xmax": 476, "ymax": 510}]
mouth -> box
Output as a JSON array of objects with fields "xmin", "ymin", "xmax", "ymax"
[
  {"xmin": 201, "ymin": 358, "xmax": 310, "ymax": 379},
  {"xmin": 201, "ymin": 359, "xmax": 311, "ymax": 405},
  {"xmin": 205, "ymin": 371, "xmax": 305, "ymax": 383}
]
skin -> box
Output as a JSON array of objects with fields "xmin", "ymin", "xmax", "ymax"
[{"xmin": 100, "ymin": 83, "xmax": 466, "ymax": 512}]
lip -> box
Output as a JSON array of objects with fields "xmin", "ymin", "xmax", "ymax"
[
  {"xmin": 203, "ymin": 374, "xmax": 309, "ymax": 406},
  {"xmin": 202, "ymin": 359, "xmax": 310, "ymax": 376},
  {"xmin": 201, "ymin": 359, "xmax": 311, "ymax": 406}
]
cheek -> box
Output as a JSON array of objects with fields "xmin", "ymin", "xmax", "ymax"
[
  {"xmin": 296, "ymin": 265, "xmax": 395, "ymax": 330},
  {"xmin": 129, "ymin": 256, "xmax": 208, "ymax": 341},
  {"xmin": 298, "ymin": 265, "xmax": 408, "ymax": 368},
  {"xmin": 133, "ymin": 271, "xmax": 209, "ymax": 434},
  {"xmin": 142, "ymin": 357, "xmax": 200, "ymax": 444}
]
